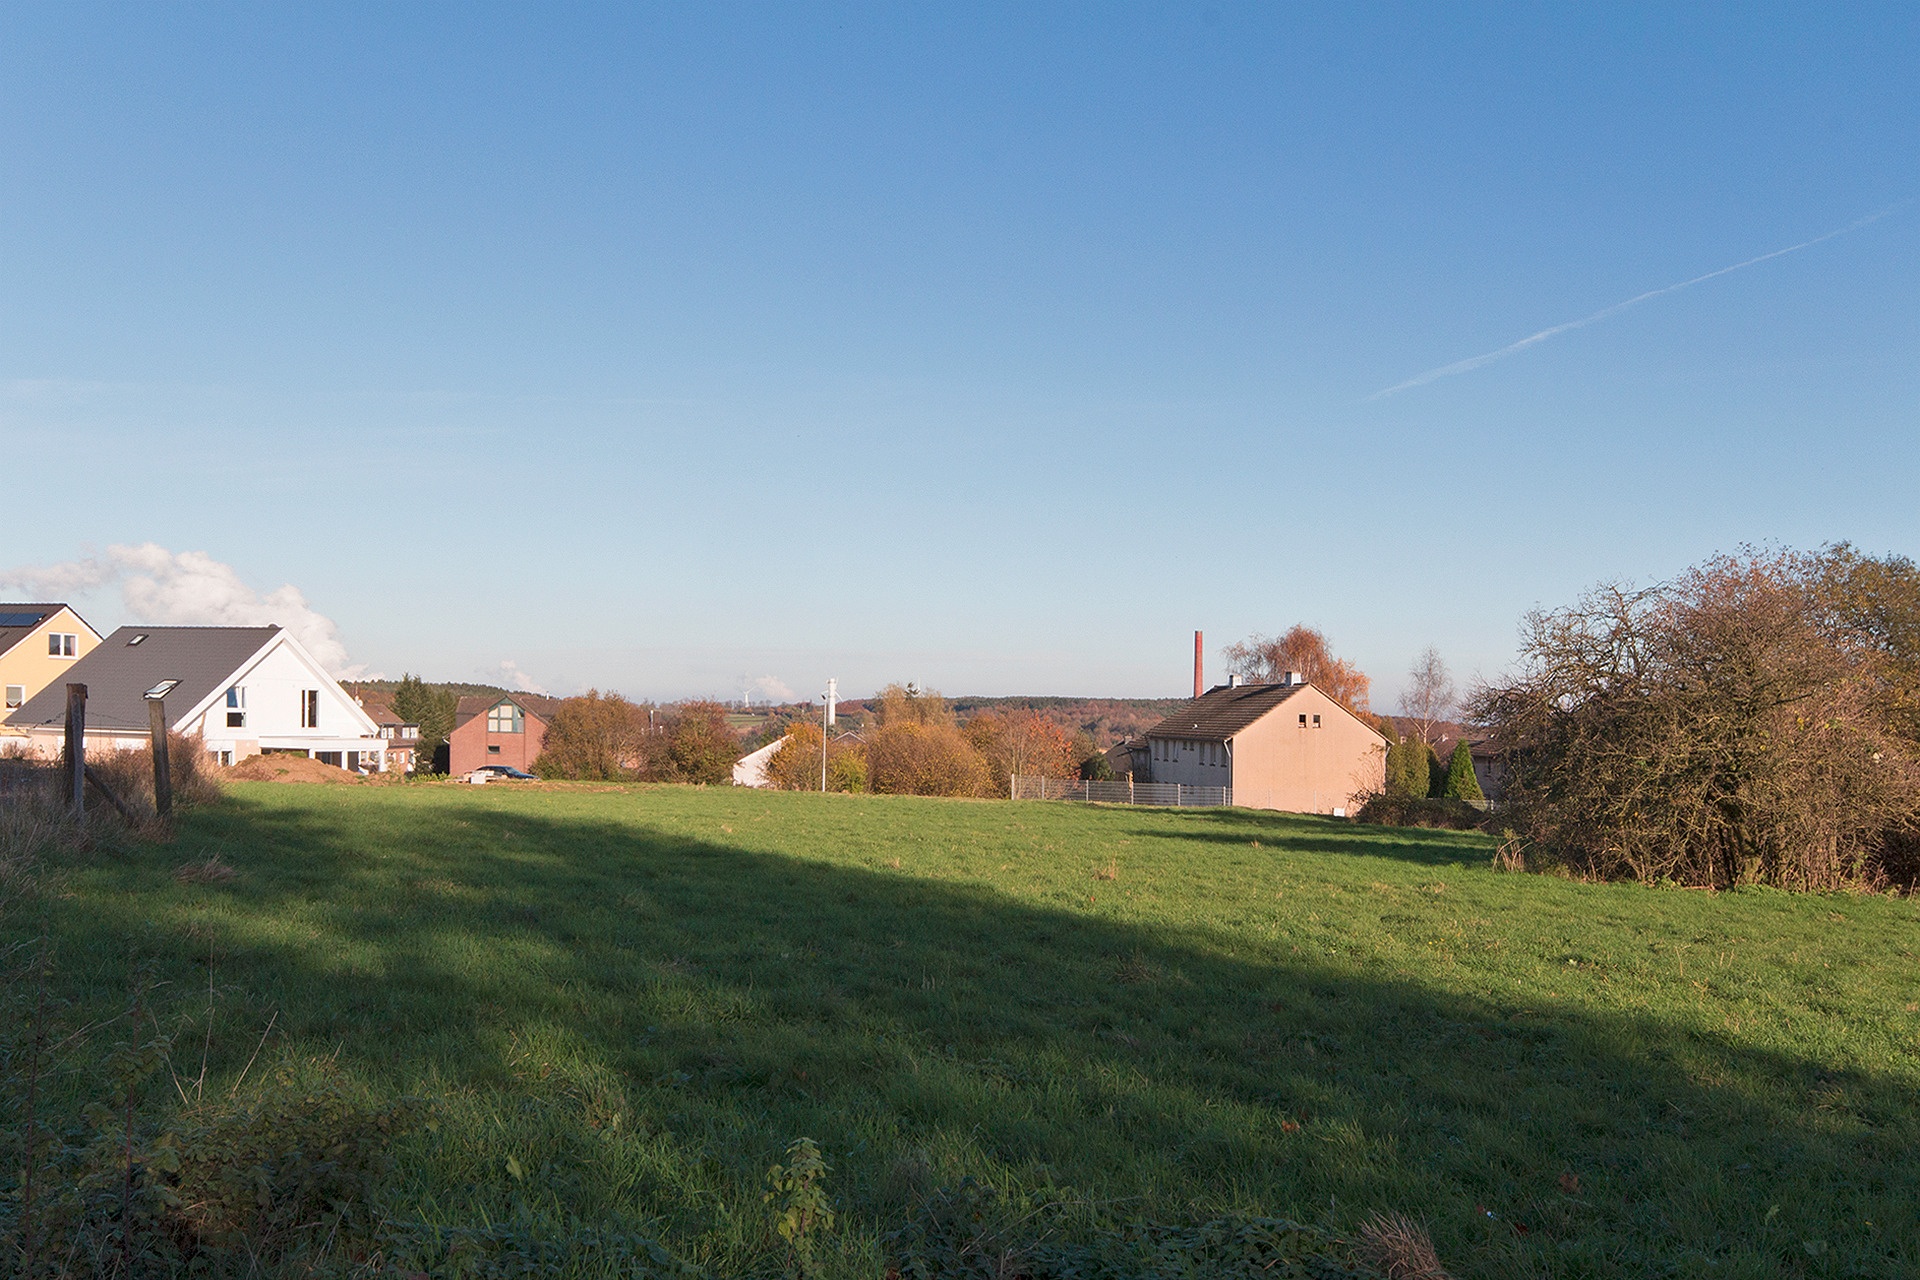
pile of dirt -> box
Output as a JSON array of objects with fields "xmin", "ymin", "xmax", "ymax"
[{"xmin": 225, "ymin": 755, "xmax": 367, "ymax": 785}]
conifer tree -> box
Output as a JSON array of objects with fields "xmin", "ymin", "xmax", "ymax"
[{"xmin": 1443, "ymin": 739, "xmax": 1485, "ymax": 804}]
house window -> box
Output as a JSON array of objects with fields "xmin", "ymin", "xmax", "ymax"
[
  {"xmin": 226, "ymin": 687, "xmax": 245, "ymax": 708},
  {"xmin": 227, "ymin": 711, "xmax": 246, "ymax": 728},
  {"xmin": 300, "ymin": 690, "xmax": 320, "ymax": 728},
  {"xmin": 4, "ymin": 685, "xmax": 22, "ymax": 709},
  {"xmin": 48, "ymin": 633, "xmax": 77, "ymax": 657},
  {"xmin": 1312, "ymin": 714, "xmax": 1322, "ymax": 729},
  {"xmin": 488, "ymin": 703, "xmax": 524, "ymax": 734},
  {"xmin": 1298, "ymin": 714, "xmax": 1308, "ymax": 726},
  {"xmin": 487, "ymin": 743, "xmax": 502, "ymax": 754}
]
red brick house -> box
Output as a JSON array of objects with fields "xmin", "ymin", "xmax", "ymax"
[{"xmin": 450, "ymin": 692, "xmax": 563, "ymax": 775}]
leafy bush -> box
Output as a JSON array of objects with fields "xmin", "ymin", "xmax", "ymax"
[
  {"xmin": 147, "ymin": 1058, "xmax": 422, "ymax": 1255},
  {"xmin": 866, "ymin": 723, "xmax": 991, "ymax": 798},
  {"xmin": 1355, "ymin": 795, "xmax": 1485, "ymax": 831}
]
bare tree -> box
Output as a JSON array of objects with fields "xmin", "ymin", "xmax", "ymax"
[
  {"xmin": 1401, "ymin": 647, "xmax": 1456, "ymax": 745},
  {"xmin": 1471, "ymin": 549, "xmax": 1920, "ymax": 889}
]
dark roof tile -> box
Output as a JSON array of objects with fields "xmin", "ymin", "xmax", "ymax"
[
  {"xmin": 1142, "ymin": 682, "xmax": 1312, "ymax": 741},
  {"xmin": 8, "ymin": 626, "xmax": 281, "ymax": 733}
]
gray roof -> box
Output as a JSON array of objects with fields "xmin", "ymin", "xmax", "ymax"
[
  {"xmin": 0, "ymin": 604, "xmax": 74, "ymax": 660},
  {"xmin": 1142, "ymin": 682, "xmax": 1313, "ymax": 742},
  {"xmin": 8, "ymin": 625, "xmax": 281, "ymax": 733}
]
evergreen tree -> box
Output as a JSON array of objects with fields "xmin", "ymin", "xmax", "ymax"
[
  {"xmin": 1384, "ymin": 731, "xmax": 1425, "ymax": 799},
  {"xmin": 391, "ymin": 673, "xmax": 458, "ymax": 774},
  {"xmin": 1443, "ymin": 739, "xmax": 1486, "ymax": 804},
  {"xmin": 1425, "ymin": 742, "xmax": 1447, "ymax": 798}
]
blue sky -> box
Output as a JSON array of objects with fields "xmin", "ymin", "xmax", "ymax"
[{"xmin": 3, "ymin": 4, "xmax": 1914, "ymax": 706}]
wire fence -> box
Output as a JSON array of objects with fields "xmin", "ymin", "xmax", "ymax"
[{"xmin": 1011, "ymin": 775, "xmax": 1234, "ymax": 808}]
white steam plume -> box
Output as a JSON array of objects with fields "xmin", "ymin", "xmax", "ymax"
[
  {"xmin": 0, "ymin": 543, "xmax": 370, "ymax": 678},
  {"xmin": 1370, "ymin": 207, "xmax": 1901, "ymax": 399},
  {"xmin": 750, "ymin": 675, "xmax": 796, "ymax": 703},
  {"xmin": 496, "ymin": 660, "xmax": 550, "ymax": 695}
]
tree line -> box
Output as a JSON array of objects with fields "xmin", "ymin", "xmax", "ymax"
[{"xmin": 760, "ymin": 683, "xmax": 1098, "ymax": 797}]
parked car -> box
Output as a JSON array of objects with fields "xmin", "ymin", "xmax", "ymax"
[{"xmin": 466, "ymin": 765, "xmax": 537, "ymax": 783}]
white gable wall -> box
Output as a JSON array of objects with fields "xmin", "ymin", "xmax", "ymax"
[{"xmin": 173, "ymin": 633, "xmax": 384, "ymax": 765}]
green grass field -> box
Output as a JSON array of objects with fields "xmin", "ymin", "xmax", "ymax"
[{"xmin": 8, "ymin": 782, "xmax": 1920, "ymax": 1277}]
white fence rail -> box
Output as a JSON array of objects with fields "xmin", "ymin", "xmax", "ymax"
[{"xmin": 1011, "ymin": 775, "xmax": 1234, "ymax": 808}]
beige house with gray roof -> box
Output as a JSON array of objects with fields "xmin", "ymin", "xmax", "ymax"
[{"xmin": 1142, "ymin": 675, "xmax": 1386, "ymax": 815}]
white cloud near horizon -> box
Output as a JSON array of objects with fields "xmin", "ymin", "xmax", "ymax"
[
  {"xmin": 1370, "ymin": 207, "xmax": 1901, "ymax": 399},
  {"xmin": 495, "ymin": 659, "xmax": 550, "ymax": 695},
  {"xmin": 750, "ymin": 675, "xmax": 796, "ymax": 703},
  {"xmin": 0, "ymin": 543, "xmax": 371, "ymax": 678}
]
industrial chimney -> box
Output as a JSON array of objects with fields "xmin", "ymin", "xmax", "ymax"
[{"xmin": 1194, "ymin": 631, "xmax": 1203, "ymax": 698}]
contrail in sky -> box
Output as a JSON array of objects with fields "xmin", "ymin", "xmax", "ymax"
[{"xmin": 1369, "ymin": 206, "xmax": 1901, "ymax": 400}]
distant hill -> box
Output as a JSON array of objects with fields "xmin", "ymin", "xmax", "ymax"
[{"xmin": 342, "ymin": 679, "xmax": 512, "ymax": 702}]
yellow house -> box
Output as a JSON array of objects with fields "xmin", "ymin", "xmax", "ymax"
[{"xmin": 0, "ymin": 604, "xmax": 104, "ymax": 731}]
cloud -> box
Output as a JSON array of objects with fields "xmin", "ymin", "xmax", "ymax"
[
  {"xmin": 496, "ymin": 660, "xmax": 550, "ymax": 695},
  {"xmin": 1370, "ymin": 206, "xmax": 1902, "ymax": 399},
  {"xmin": 750, "ymin": 675, "xmax": 796, "ymax": 703},
  {"xmin": 0, "ymin": 543, "xmax": 372, "ymax": 678}
]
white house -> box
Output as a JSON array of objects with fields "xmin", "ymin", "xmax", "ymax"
[
  {"xmin": 733, "ymin": 737, "xmax": 783, "ymax": 787},
  {"xmin": 8, "ymin": 625, "xmax": 387, "ymax": 770}
]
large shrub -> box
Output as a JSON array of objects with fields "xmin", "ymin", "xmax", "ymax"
[
  {"xmin": 866, "ymin": 723, "xmax": 991, "ymax": 797},
  {"xmin": 1472, "ymin": 548, "xmax": 1920, "ymax": 888}
]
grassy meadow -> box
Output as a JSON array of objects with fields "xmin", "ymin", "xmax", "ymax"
[{"xmin": 6, "ymin": 781, "xmax": 1919, "ymax": 1278}]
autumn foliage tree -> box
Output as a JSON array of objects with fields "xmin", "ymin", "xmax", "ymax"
[
  {"xmin": 965, "ymin": 710, "xmax": 1080, "ymax": 790},
  {"xmin": 763, "ymin": 721, "xmax": 868, "ymax": 792},
  {"xmin": 532, "ymin": 690, "xmax": 651, "ymax": 780},
  {"xmin": 1223, "ymin": 625, "xmax": 1372, "ymax": 712},
  {"xmin": 1472, "ymin": 548, "xmax": 1920, "ymax": 889},
  {"xmin": 867, "ymin": 722, "xmax": 991, "ymax": 797},
  {"xmin": 658, "ymin": 700, "xmax": 741, "ymax": 785}
]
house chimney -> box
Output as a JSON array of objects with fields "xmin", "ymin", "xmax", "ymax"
[
  {"xmin": 1194, "ymin": 630, "xmax": 1203, "ymax": 698},
  {"xmin": 1285, "ymin": 670, "xmax": 1304, "ymax": 686},
  {"xmin": 1228, "ymin": 673, "xmax": 1241, "ymax": 688}
]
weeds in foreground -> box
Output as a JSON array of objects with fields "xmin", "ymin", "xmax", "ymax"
[
  {"xmin": 1355, "ymin": 1212, "xmax": 1451, "ymax": 1280},
  {"xmin": 764, "ymin": 1137, "xmax": 836, "ymax": 1277}
]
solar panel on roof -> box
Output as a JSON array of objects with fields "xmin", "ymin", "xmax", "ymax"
[{"xmin": 0, "ymin": 611, "xmax": 48, "ymax": 627}]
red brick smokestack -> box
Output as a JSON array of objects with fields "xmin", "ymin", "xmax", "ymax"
[{"xmin": 1194, "ymin": 630, "xmax": 1203, "ymax": 698}]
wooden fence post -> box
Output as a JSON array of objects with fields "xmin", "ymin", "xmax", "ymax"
[
  {"xmin": 65, "ymin": 683, "xmax": 86, "ymax": 819},
  {"xmin": 147, "ymin": 696, "xmax": 172, "ymax": 819}
]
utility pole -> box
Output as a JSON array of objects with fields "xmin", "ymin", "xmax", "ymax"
[{"xmin": 819, "ymin": 678, "xmax": 837, "ymax": 792}]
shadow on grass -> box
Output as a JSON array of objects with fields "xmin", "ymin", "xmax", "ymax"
[
  {"xmin": 1111, "ymin": 806, "xmax": 1493, "ymax": 869},
  {"xmin": 14, "ymin": 787, "xmax": 1918, "ymax": 1280}
]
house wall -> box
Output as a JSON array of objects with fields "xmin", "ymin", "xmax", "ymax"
[
  {"xmin": 1227, "ymin": 686, "xmax": 1384, "ymax": 815},
  {"xmin": 449, "ymin": 703, "xmax": 549, "ymax": 774},
  {"xmin": 0, "ymin": 607, "xmax": 102, "ymax": 726},
  {"xmin": 175, "ymin": 639, "xmax": 383, "ymax": 766},
  {"xmin": 1143, "ymin": 734, "xmax": 1234, "ymax": 787}
]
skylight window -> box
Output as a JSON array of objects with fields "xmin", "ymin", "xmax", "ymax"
[{"xmin": 127, "ymin": 634, "xmax": 148, "ymax": 646}]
